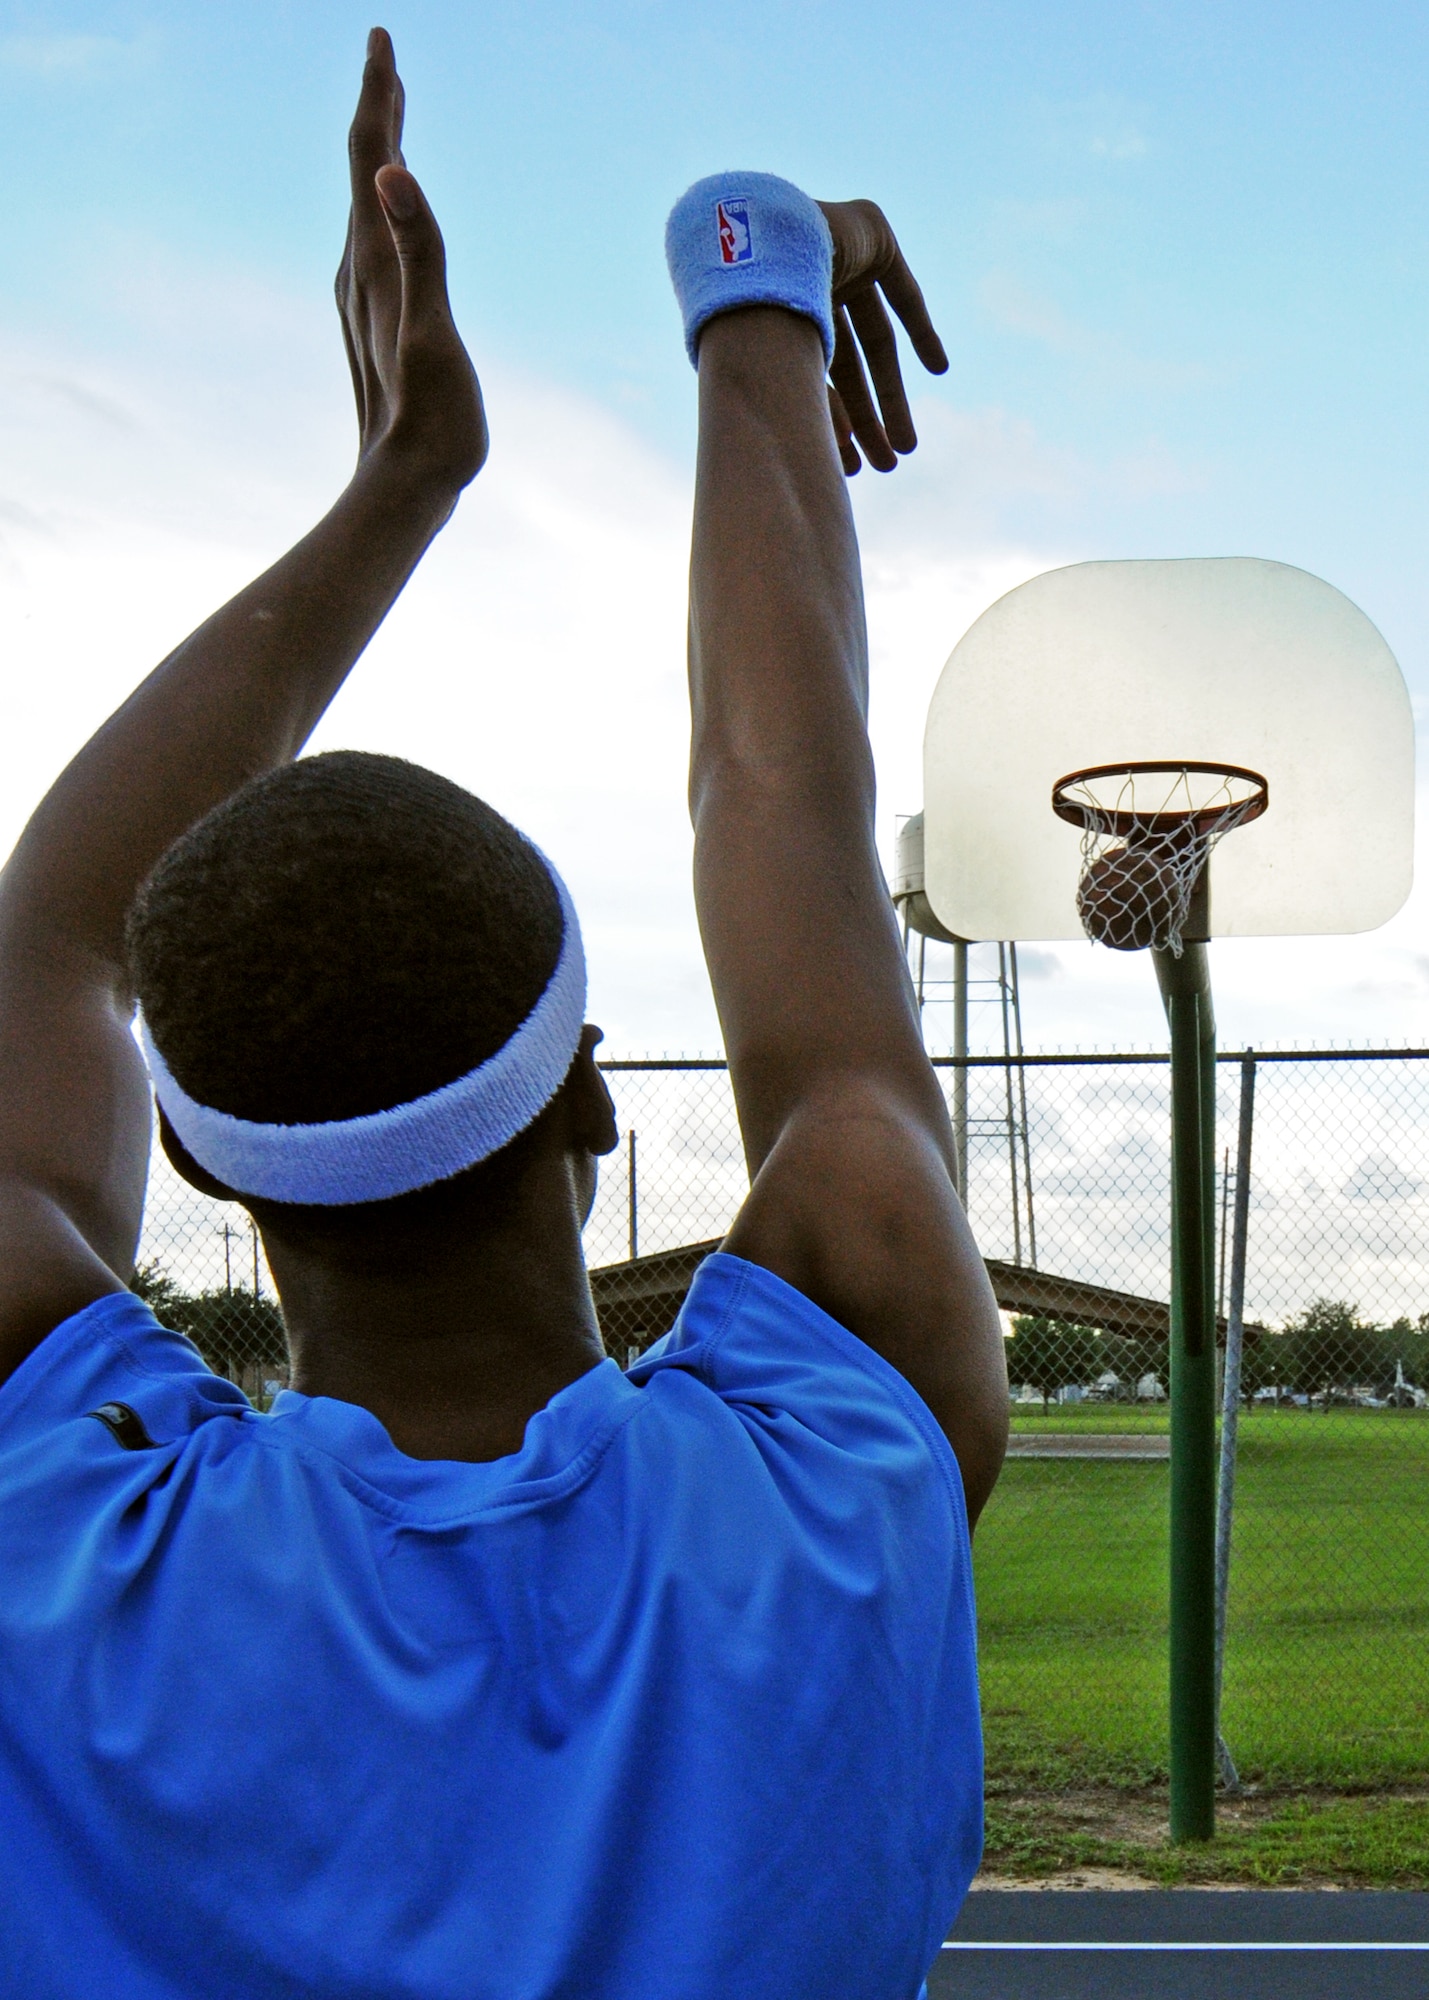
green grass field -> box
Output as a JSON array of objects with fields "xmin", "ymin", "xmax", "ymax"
[{"xmin": 977, "ymin": 1408, "xmax": 1429, "ymax": 1790}]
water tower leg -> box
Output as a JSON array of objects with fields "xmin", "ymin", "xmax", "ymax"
[{"xmin": 1155, "ymin": 941, "xmax": 1218, "ymax": 1842}]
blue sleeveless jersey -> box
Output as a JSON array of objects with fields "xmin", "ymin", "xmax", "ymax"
[{"xmin": 0, "ymin": 1252, "xmax": 981, "ymax": 1998}]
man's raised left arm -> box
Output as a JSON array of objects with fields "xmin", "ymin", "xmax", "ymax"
[{"xmin": 0, "ymin": 30, "xmax": 485, "ymax": 1381}]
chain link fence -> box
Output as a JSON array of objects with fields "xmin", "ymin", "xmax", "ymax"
[{"xmin": 136, "ymin": 1049, "xmax": 1429, "ymax": 1792}]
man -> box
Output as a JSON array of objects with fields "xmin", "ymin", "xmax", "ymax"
[{"xmin": 0, "ymin": 29, "xmax": 1006, "ymax": 2000}]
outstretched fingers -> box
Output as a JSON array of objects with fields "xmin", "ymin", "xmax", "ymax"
[
  {"xmin": 335, "ymin": 216, "xmax": 369, "ymax": 432},
  {"xmin": 817, "ymin": 198, "xmax": 949, "ymax": 473},
  {"xmin": 373, "ymin": 163, "xmax": 487, "ymax": 486},
  {"xmin": 846, "ymin": 288, "xmax": 916, "ymax": 455},
  {"xmin": 330, "ymin": 29, "xmax": 487, "ymax": 489},
  {"xmin": 830, "ymin": 309, "xmax": 896, "ymax": 473},
  {"xmin": 349, "ymin": 29, "xmax": 403, "ymax": 233},
  {"xmin": 878, "ymin": 248, "xmax": 949, "ymax": 378},
  {"xmin": 375, "ymin": 165, "xmax": 454, "ymax": 337},
  {"xmin": 339, "ymin": 30, "xmax": 407, "ymax": 430}
]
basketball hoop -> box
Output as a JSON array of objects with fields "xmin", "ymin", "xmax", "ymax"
[{"xmin": 1051, "ymin": 761, "xmax": 1269, "ymax": 955}]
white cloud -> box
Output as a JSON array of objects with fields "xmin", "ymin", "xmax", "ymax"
[
  {"xmin": 1035, "ymin": 92, "xmax": 1152, "ymax": 167},
  {"xmin": 978, "ymin": 273, "xmax": 1082, "ymax": 351},
  {"xmin": 0, "ymin": 32, "xmax": 151, "ymax": 77},
  {"xmin": 0, "ymin": 264, "xmax": 1421, "ymax": 1060},
  {"xmin": 859, "ymin": 544, "xmax": 1056, "ymax": 839},
  {"xmin": 977, "ymin": 272, "xmax": 1216, "ymax": 394},
  {"xmin": 988, "ymin": 197, "xmax": 1089, "ymax": 244},
  {"xmin": 848, "ymin": 396, "xmax": 1206, "ymax": 565},
  {"xmin": 1089, "ymin": 130, "xmax": 1147, "ymax": 160},
  {"xmin": 0, "ymin": 313, "xmax": 710, "ymax": 1054}
]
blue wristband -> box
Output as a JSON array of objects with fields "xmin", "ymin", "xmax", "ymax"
[{"xmin": 665, "ymin": 172, "xmax": 835, "ymax": 370}]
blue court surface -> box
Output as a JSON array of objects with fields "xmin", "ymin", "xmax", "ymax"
[{"xmin": 930, "ymin": 1890, "xmax": 1429, "ymax": 1998}]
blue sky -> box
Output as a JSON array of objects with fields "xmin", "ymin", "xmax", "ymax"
[{"xmin": 3, "ymin": 1, "xmax": 1429, "ymax": 1051}]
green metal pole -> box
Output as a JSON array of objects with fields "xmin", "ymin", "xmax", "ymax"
[{"xmin": 1155, "ymin": 941, "xmax": 1217, "ymax": 1842}]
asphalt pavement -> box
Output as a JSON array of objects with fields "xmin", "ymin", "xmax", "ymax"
[{"xmin": 928, "ymin": 1889, "xmax": 1429, "ymax": 1998}]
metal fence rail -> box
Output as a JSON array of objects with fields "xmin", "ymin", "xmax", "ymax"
[{"xmin": 135, "ymin": 1049, "xmax": 1429, "ymax": 1791}]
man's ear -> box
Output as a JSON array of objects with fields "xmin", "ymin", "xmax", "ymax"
[
  {"xmin": 157, "ymin": 1109, "xmax": 241, "ymax": 1203},
  {"xmin": 567, "ymin": 1025, "xmax": 620, "ymax": 1158}
]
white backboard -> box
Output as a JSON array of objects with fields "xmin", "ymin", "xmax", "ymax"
[{"xmin": 922, "ymin": 558, "xmax": 1414, "ymax": 943}]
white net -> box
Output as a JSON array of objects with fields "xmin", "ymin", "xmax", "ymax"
[{"xmin": 1057, "ymin": 766, "xmax": 1267, "ymax": 956}]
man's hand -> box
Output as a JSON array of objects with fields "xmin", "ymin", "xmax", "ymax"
[
  {"xmin": 816, "ymin": 199, "xmax": 948, "ymax": 475},
  {"xmin": 337, "ymin": 28, "xmax": 487, "ymax": 496}
]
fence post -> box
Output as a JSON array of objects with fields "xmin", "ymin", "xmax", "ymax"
[
  {"xmin": 999, "ymin": 948, "xmax": 1023, "ymax": 1267},
  {"xmin": 1008, "ymin": 945, "xmax": 1038, "ymax": 1267},
  {"xmin": 1156, "ymin": 942, "xmax": 1218, "ymax": 1842},
  {"xmin": 952, "ymin": 942, "xmax": 968, "ymax": 1198},
  {"xmin": 627, "ymin": 1129, "xmax": 638, "ymax": 1263},
  {"xmin": 1215, "ymin": 1051, "xmax": 1256, "ymax": 1793}
]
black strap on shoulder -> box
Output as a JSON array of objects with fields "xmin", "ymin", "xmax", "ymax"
[{"xmin": 86, "ymin": 1402, "xmax": 159, "ymax": 1451}]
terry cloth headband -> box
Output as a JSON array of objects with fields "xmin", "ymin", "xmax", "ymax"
[
  {"xmin": 665, "ymin": 171, "xmax": 835, "ymax": 369},
  {"xmin": 141, "ymin": 858, "xmax": 587, "ymax": 1207}
]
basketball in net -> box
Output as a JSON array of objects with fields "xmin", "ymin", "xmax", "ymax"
[{"xmin": 1052, "ymin": 762, "xmax": 1269, "ymax": 955}]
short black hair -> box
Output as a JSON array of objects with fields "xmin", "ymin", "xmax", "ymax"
[{"xmin": 127, "ymin": 752, "xmax": 564, "ymax": 1127}]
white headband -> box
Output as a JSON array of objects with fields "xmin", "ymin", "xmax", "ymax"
[{"xmin": 142, "ymin": 861, "xmax": 587, "ymax": 1207}]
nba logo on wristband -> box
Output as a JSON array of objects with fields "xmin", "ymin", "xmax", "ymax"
[{"xmin": 716, "ymin": 197, "xmax": 753, "ymax": 264}]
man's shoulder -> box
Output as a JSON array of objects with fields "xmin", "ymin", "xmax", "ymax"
[
  {"xmin": 0, "ymin": 1287, "xmax": 244, "ymax": 1453},
  {"xmin": 630, "ymin": 1250, "xmax": 968, "ymax": 1518}
]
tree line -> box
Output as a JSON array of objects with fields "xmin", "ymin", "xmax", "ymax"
[
  {"xmin": 129, "ymin": 1263, "xmax": 1429, "ymax": 1411},
  {"xmin": 132, "ymin": 1260, "xmax": 287, "ymax": 1381},
  {"xmin": 1006, "ymin": 1298, "xmax": 1429, "ymax": 1409}
]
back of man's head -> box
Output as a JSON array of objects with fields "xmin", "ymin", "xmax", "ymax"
[{"xmin": 127, "ymin": 752, "xmax": 565, "ymax": 1192}]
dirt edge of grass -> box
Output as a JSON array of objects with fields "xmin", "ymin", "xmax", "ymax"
[{"xmin": 981, "ymin": 1786, "xmax": 1429, "ymax": 1888}]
